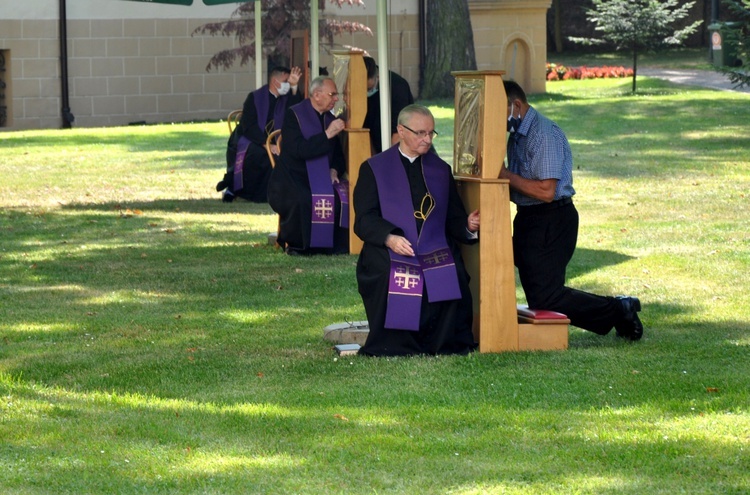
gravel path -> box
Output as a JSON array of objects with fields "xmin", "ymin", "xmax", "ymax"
[{"xmin": 638, "ymin": 68, "xmax": 749, "ymax": 93}]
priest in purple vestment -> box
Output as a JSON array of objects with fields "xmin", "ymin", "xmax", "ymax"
[
  {"xmin": 217, "ymin": 66, "xmax": 303, "ymax": 203},
  {"xmin": 267, "ymin": 76, "xmax": 349, "ymax": 255},
  {"xmin": 353, "ymin": 104, "xmax": 481, "ymax": 356}
]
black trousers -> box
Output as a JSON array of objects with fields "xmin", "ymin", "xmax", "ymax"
[{"xmin": 513, "ymin": 200, "xmax": 621, "ymax": 335}]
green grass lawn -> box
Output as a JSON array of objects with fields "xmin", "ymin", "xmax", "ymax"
[{"xmin": 1, "ymin": 75, "xmax": 749, "ymax": 494}]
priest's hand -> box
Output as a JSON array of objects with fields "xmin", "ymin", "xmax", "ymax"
[
  {"xmin": 288, "ymin": 66, "xmax": 302, "ymax": 88},
  {"xmin": 325, "ymin": 118, "xmax": 346, "ymax": 139},
  {"xmin": 467, "ymin": 209, "xmax": 480, "ymax": 233},
  {"xmin": 385, "ymin": 234, "xmax": 414, "ymax": 257},
  {"xmin": 330, "ymin": 168, "xmax": 340, "ymax": 184}
]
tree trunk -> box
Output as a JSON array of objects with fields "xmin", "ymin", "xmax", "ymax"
[
  {"xmin": 632, "ymin": 35, "xmax": 638, "ymax": 93},
  {"xmin": 421, "ymin": 0, "xmax": 477, "ymax": 99},
  {"xmin": 554, "ymin": 0, "xmax": 563, "ymax": 53}
]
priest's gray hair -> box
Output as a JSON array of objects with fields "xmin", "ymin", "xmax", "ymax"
[
  {"xmin": 309, "ymin": 76, "xmax": 334, "ymax": 95},
  {"xmin": 397, "ymin": 104, "xmax": 434, "ymax": 126}
]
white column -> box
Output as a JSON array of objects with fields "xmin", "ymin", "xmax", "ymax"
[
  {"xmin": 376, "ymin": 0, "xmax": 390, "ymax": 152},
  {"xmin": 311, "ymin": 3, "xmax": 319, "ymax": 79},
  {"xmin": 255, "ymin": 0, "xmax": 263, "ymax": 88}
]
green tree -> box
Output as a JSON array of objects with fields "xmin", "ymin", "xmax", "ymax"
[
  {"xmin": 193, "ymin": 0, "xmax": 372, "ymax": 71},
  {"xmin": 421, "ymin": 0, "xmax": 477, "ymax": 99},
  {"xmin": 716, "ymin": 0, "xmax": 750, "ymax": 88},
  {"xmin": 570, "ymin": 0, "xmax": 702, "ymax": 92}
]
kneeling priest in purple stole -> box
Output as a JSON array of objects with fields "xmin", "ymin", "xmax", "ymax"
[
  {"xmin": 354, "ymin": 104, "xmax": 481, "ymax": 356},
  {"xmin": 218, "ymin": 66, "xmax": 303, "ymax": 203},
  {"xmin": 268, "ymin": 76, "xmax": 349, "ymax": 255}
]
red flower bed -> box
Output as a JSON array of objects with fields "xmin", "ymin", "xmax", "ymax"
[{"xmin": 546, "ymin": 63, "xmax": 634, "ymax": 81}]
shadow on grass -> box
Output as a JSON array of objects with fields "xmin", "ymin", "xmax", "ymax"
[
  {"xmin": 566, "ymin": 247, "xmax": 635, "ymax": 278},
  {"xmin": 1, "ymin": 200, "xmax": 651, "ymax": 394},
  {"xmin": 1, "ymin": 314, "xmax": 747, "ymax": 493},
  {"xmin": 57, "ymin": 198, "xmax": 276, "ymax": 216},
  {"xmin": 429, "ymin": 78, "xmax": 749, "ymax": 180},
  {"xmin": 2, "ymin": 128, "xmax": 228, "ymax": 172},
  {"xmin": 0, "ymin": 128, "xmax": 224, "ymax": 151}
]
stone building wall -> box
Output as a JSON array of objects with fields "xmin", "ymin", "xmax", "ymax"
[
  {"xmin": 327, "ymin": 0, "xmax": 551, "ymax": 98},
  {"xmin": 0, "ymin": 1, "xmax": 250, "ymax": 130},
  {"xmin": 1, "ymin": 0, "xmax": 551, "ymax": 131}
]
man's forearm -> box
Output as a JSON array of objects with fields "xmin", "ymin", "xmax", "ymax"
[{"xmin": 500, "ymin": 167, "xmax": 557, "ymax": 203}]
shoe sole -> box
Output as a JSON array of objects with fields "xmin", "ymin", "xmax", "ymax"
[
  {"xmin": 615, "ymin": 296, "xmax": 643, "ymax": 341},
  {"xmin": 630, "ymin": 297, "xmax": 642, "ymax": 313}
]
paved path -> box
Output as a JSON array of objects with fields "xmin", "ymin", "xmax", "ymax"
[{"xmin": 639, "ymin": 68, "xmax": 749, "ymax": 93}]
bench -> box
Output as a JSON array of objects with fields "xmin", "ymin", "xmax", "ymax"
[{"xmin": 517, "ymin": 305, "xmax": 569, "ymax": 351}]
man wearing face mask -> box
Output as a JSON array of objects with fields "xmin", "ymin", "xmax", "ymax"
[
  {"xmin": 362, "ymin": 56, "xmax": 415, "ymax": 154},
  {"xmin": 217, "ymin": 66, "xmax": 303, "ymax": 203},
  {"xmin": 499, "ymin": 80, "xmax": 644, "ymax": 341}
]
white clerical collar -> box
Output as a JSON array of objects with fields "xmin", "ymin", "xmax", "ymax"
[{"xmin": 398, "ymin": 146, "xmax": 420, "ymax": 163}]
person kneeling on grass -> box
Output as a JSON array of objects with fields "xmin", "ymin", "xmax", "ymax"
[
  {"xmin": 499, "ymin": 80, "xmax": 643, "ymax": 340},
  {"xmin": 353, "ymin": 104, "xmax": 480, "ymax": 356},
  {"xmin": 217, "ymin": 66, "xmax": 303, "ymax": 203},
  {"xmin": 267, "ymin": 76, "xmax": 349, "ymax": 256}
]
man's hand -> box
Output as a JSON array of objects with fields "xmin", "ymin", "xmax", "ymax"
[
  {"xmin": 288, "ymin": 66, "xmax": 302, "ymax": 88},
  {"xmin": 270, "ymin": 144, "xmax": 280, "ymax": 156},
  {"xmin": 330, "ymin": 168, "xmax": 340, "ymax": 184},
  {"xmin": 467, "ymin": 209, "xmax": 480, "ymax": 233},
  {"xmin": 325, "ymin": 118, "xmax": 346, "ymax": 139},
  {"xmin": 385, "ymin": 234, "xmax": 415, "ymax": 257}
]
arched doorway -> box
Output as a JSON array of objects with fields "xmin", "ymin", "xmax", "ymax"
[{"xmin": 504, "ymin": 37, "xmax": 531, "ymax": 90}]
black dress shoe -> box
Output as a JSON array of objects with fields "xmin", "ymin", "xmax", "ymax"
[
  {"xmin": 615, "ymin": 296, "xmax": 643, "ymax": 341},
  {"xmin": 222, "ymin": 190, "xmax": 235, "ymax": 203},
  {"xmin": 285, "ymin": 246, "xmax": 308, "ymax": 256},
  {"xmin": 216, "ymin": 180, "xmax": 227, "ymax": 192}
]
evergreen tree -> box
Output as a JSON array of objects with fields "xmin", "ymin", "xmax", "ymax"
[
  {"xmin": 716, "ymin": 0, "xmax": 750, "ymax": 88},
  {"xmin": 570, "ymin": 0, "xmax": 702, "ymax": 92}
]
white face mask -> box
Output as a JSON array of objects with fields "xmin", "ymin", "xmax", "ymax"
[{"xmin": 277, "ymin": 81, "xmax": 291, "ymax": 96}]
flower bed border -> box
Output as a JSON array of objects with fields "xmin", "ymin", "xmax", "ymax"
[{"xmin": 546, "ymin": 63, "xmax": 634, "ymax": 81}]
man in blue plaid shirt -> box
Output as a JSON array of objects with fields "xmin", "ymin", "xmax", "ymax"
[{"xmin": 499, "ymin": 80, "xmax": 643, "ymax": 340}]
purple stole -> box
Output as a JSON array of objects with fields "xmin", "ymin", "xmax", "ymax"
[
  {"xmin": 233, "ymin": 87, "xmax": 287, "ymax": 193},
  {"xmin": 369, "ymin": 146, "xmax": 462, "ymax": 331},
  {"xmin": 253, "ymin": 85, "xmax": 287, "ymax": 133},
  {"xmin": 291, "ymin": 99, "xmax": 337, "ymax": 248},
  {"xmin": 233, "ymin": 136, "xmax": 250, "ymax": 192},
  {"xmin": 333, "ymin": 180, "xmax": 350, "ymax": 228}
]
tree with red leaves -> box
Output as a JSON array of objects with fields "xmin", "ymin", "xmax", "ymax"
[{"xmin": 193, "ymin": 0, "xmax": 373, "ymax": 71}]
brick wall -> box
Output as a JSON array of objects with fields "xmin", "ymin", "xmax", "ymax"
[{"xmin": 0, "ymin": 16, "xmax": 252, "ymax": 130}]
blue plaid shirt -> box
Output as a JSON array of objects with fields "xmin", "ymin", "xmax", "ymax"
[{"xmin": 506, "ymin": 106, "xmax": 575, "ymax": 206}]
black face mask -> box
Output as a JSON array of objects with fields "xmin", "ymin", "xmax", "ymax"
[{"xmin": 507, "ymin": 103, "xmax": 521, "ymax": 133}]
